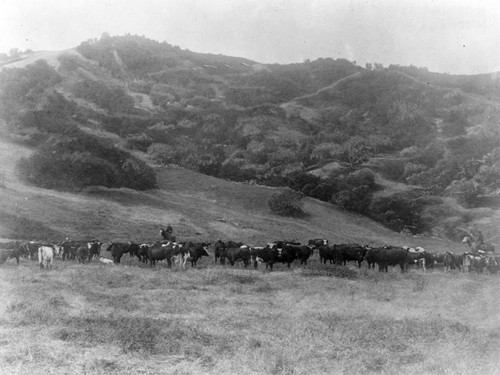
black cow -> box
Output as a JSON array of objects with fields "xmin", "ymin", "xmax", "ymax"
[
  {"xmin": 251, "ymin": 245, "xmax": 279, "ymax": 270},
  {"xmin": 59, "ymin": 240, "xmax": 88, "ymax": 261},
  {"xmin": 214, "ymin": 240, "xmax": 242, "ymax": 265},
  {"xmin": 20, "ymin": 241, "xmax": 44, "ymax": 260},
  {"xmin": 286, "ymin": 244, "xmax": 313, "ymax": 266},
  {"xmin": 147, "ymin": 242, "xmax": 175, "ymax": 267},
  {"xmin": 214, "ymin": 240, "xmax": 226, "ymax": 264},
  {"xmin": 443, "ymin": 251, "xmax": 461, "ymax": 271},
  {"xmin": 184, "ymin": 242, "xmax": 210, "ymax": 267},
  {"xmin": 335, "ymin": 243, "xmax": 368, "ymax": 268},
  {"xmin": 462, "ymin": 253, "xmax": 487, "ymax": 273},
  {"xmin": 307, "ymin": 239, "xmax": 328, "ymax": 255},
  {"xmin": 226, "ymin": 245, "xmax": 251, "ymax": 267},
  {"xmin": 137, "ymin": 244, "xmax": 151, "ymax": 263},
  {"xmin": 433, "ymin": 253, "xmax": 445, "ymax": 267},
  {"xmin": 88, "ymin": 241, "xmax": 102, "ymax": 261},
  {"xmin": 76, "ymin": 246, "xmax": 89, "ymax": 264},
  {"xmin": 105, "ymin": 242, "xmax": 140, "ymax": 264},
  {"xmin": 421, "ymin": 251, "xmax": 436, "ymax": 269},
  {"xmin": 364, "ymin": 246, "xmax": 408, "ymax": 272},
  {"xmin": 407, "ymin": 251, "xmax": 433, "ymax": 271},
  {"xmin": 318, "ymin": 245, "xmax": 340, "ymax": 265},
  {"xmin": 407, "ymin": 251, "xmax": 425, "ymax": 268},
  {"xmin": 0, "ymin": 241, "xmax": 22, "ymax": 265},
  {"xmin": 280, "ymin": 245, "xmax": 300, "ymax": 268}
]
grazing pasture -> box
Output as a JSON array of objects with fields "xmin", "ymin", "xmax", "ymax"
[{"xmin": 0, "ymin": 257, "xmax": 499, "ymax": 375}]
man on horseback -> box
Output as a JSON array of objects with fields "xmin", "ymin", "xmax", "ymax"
[
  {"xmin": 463, "ymin": 225, "xmax": 495, "ymax": 254},
  {"xmin": 470, "ymin": 224, "xmax": 484, "ymax": 245},
  {"xmin": 160, "ymin": 225, "xmax": 176, "ymax": 242}
]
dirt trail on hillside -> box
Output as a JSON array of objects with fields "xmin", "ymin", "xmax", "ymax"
[{"xmin": 289, "ymin": 71, "xmax": 362, "ymax": 103}]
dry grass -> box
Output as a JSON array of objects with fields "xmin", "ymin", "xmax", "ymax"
[{"xmin": 0, "ymin": 257, "xmax": 499, "ymax": 375}]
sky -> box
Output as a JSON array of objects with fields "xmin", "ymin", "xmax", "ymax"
[{"xmin": 1, "ymin": 0, "xmax": 499, "ymax": 74}]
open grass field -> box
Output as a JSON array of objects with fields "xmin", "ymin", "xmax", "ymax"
[{"xmin": 0, "ymin": 256, "xmax": 499, "ymax": 375}]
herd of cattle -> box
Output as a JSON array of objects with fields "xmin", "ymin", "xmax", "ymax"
[{"xmin": 0, "ymin": 230, "xmax": 498, "ymax": 274}]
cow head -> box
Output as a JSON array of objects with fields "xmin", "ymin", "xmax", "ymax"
[{"xmin": 52, "ymin": 244, "xmax": 62, "ymax": 256}]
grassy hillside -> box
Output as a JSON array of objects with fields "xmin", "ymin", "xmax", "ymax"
[
  {"xmin": 0, "ymin": 135, "xmax": 468, "ymax": 253},
  {"xmin": 1, "ymin": 34, "xmax": 499, "ymax": 244}
]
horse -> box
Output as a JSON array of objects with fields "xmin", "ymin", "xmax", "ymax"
[
  {"xmin": 38, "ymin": 245, "xmax": 59, "ymax": 269},
  {"xmin": 462, "ymin": 236, "xmax": 495, "ymax": 253}
]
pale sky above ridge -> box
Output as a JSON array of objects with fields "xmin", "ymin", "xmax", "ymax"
[{"xmin": 1, "ymin": 0, "xmax": 499, "ymax": 74}]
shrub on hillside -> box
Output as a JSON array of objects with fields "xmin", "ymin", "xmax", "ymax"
[
  {"xmin": 0, "ymin": 60, "xmax": 62, "ymax": 121},
  {"xmin": 375, "ymin": 158, "xmax": 407, "ymax": 181},
  {"xmin": 411, "ymin": 142, "xmax": 445, "ymax": 168},
  {"xmin": 333, "ymin": 185, "xmax": 373, "ymax": 214},
  {"xmin": 72, "ymin": 80, "xmax": 135, "ymax": 114},
  {"xmin": 17, "ymin": 135, "xmax": 157, "ymax": 191},
  {"xmin": 446, "ymin": 180, "xmax": 479, "ymax": 208},
  {"xmin": 268, "ymin": 189, "xmax": 305, "ymax": 217},
  {"xmin": 370, "ymin": 191, "xmax": 437, "ymax": 234},
  {"xmin": 125, "ymin": 134, "xmax": 153, "ymax": 152},
  {"xmin": 344, "ymin": 168, "xmax": 376, "ymax": 189},
  {"xmin": 330, "ymin": 169, "xmax": 376, "ymax": 214},
  {"xmin": 442, "ymin": 216, "xmax": 471, "ymax": 241}
]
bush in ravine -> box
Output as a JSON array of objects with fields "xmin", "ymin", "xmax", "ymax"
[
  {"xmin": 268, "ymin": 189, "xmax": 305, "ymax": 217},
  {"xmin": 17, "ymin": 134, "xmax": 157, "ymax": 191}
]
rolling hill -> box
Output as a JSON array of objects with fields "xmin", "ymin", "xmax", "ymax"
[
  {"xmin": 0, "ymin": 134, "xmax": 466, "ymax": 253},
  {"xmin": 0, "ymin": 34, "xmax": 499, "ymax": 248}
]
